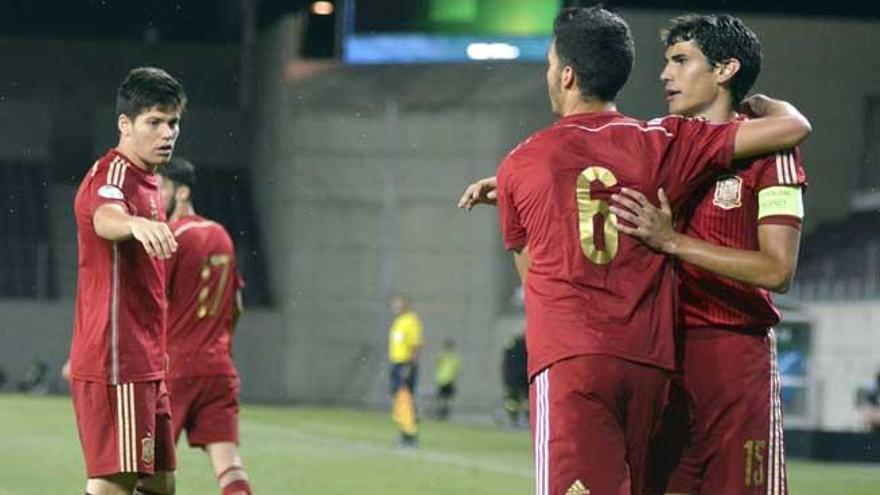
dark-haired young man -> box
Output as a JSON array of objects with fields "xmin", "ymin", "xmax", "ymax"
[
  {"xmin": 69, "ymin": 67, "xmax": 185, "ymax": 495},
  {"xmin": 609, "ymin": 15, "xmax": 805, "ymax": 495},
  {"xmin": 459, "ymin": 7, "xmax": 810, "ymax": 495},
  {"xmin": 157, "ymin": 158, "xmax": 252, "ymax": 495}
]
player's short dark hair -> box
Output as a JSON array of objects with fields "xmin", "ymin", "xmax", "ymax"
[
  {"xmin": 161, "ymin": 157, "xmax": 197, "ymax": 195},
  {"xmin": 552, "ymin": 6, "xmax": 634, "ymax": 102},
  {"xmin": 116, "ymin": 67, "xmax": 187, "ymax": 119},
  {"xmin": 662, "ymin": 14, "xmax": 762, "ymax": 105}
]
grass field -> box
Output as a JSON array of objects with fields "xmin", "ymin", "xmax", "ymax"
[{"xmin": 1, "ymin": 394, "xmax": 878, "ymax": 494}]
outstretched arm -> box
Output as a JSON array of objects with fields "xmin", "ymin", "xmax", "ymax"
[
  {"xmin": 93, "ymin": 204, "xmax": 178, "ymax": 258},
  {"xmin": 610, "ymin": 188, "xmax": 801, "ymax": 292}
]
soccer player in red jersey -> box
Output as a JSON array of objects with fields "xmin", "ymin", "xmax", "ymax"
[
  {"xmin": 69, "ymin": 67, "xmax": 184, "ymax": 495},
  {"xmin": 609, "ymin": 15, "xmax": 806, "ymax": 495},
  {"xmin": 460, "ymin": 7, "xmax": 810, "ymax": 495},
  {"xmin": 157, "ymin": 158, "xmax": 253, "ymax": 495}
]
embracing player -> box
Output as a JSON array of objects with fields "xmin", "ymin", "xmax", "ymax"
[
  {"xmin": 69, "ymin": 67, "xmax": 184, "ymax": 495},
  {"xmin": 461, "ymin": 7, "xmax": 811, "ymax": 494},
  {"xmin": 609, "ymin": 14, "xmax": 807, "ymax": 495},
  {"xmin": 158, "ymin": 158, "xmax": 253, "ymax": 495}
]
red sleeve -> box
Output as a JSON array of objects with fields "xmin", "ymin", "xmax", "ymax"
[
  {"xmin": 759, "ymin": 215, "xmax": 802, "ymax": 228},
  {"xmin": 83, "ymin": 162, "xmax": 131, "ymax": 217},
  {"xmin": 659, "ymin": 116, "xmax": 739, "ymax": 205},
  {"xmin": 756, "ymin": 147, "xmax": 808, "ymax": 190},
  {"xmin": 756, "ymin": 147, "xmax": 807, "ymax": 228},
  {"xmin": 496, "ymin": 157, "xmax": 527, "ymax": 251}
]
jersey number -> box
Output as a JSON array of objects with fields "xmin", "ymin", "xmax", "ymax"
[
  {"xmin": 197, "ymin": 254, "xmax": 231, "ymax": 319},
  {"xmin": 576, "ymin": 167, "xmax": 619, "ymax": 265}
]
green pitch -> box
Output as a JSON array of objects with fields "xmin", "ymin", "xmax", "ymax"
[{"xmin": 1, "ymin": 394, "xmax": 878, "ymax": 494}]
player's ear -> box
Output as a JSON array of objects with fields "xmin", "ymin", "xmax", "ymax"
[
  {"xmin": 715, "ymin": 58, "xmax": 741, "ymax": 85},
  {"xmin": 118, "ymin": 114, "xmax": 132, "ymax": 136},
  {"xmin": 561, "ymin": 65, "xmax": 576, "ymax": 90}
]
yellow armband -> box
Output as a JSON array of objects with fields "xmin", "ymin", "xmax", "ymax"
[{"xmin": 758, "ymin": 186, "xmax": 804, "ymax": 220}]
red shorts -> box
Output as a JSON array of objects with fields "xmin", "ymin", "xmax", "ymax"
[
  {"xmin": 647, "ymin": 328, "xmax": 787, "ymax": 495},
  {"xmin": 169, "ymin": 375, "xmax": 240, "ymax": 447},
  {"xmin": 71, "ymin": 380, "xmax": 176, "ymax": 478},
  {"xmin": 529, "ymin": 354, "xmax": 669, "ymax": 495}
]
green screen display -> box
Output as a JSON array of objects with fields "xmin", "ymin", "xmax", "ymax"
[{"xmin": 428, "ymin": 0, "xmax": 561, "ymax": 35}]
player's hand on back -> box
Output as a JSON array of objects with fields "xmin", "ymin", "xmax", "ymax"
[
  {"xmin": 610, "ymin": 188, "xmax": 677, "ymax": 254},
  {"xmin": 129, "ymin": 217, "xmax": 178, "ymax": 259},
  {"xmin": 457, "ymin": 176, "xmax": 498, "ymax": 210}
]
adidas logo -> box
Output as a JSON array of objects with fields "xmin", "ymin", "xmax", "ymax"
[{"xmin": 565, "ymin": 479, "xmax": 590, "ymax": 495}]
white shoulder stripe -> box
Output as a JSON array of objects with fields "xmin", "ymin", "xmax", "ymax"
[
  {"xmin": 173, "ymin": 220, "xmax": 219, "ymax": 238},
  {"xmin": 775, "ymin": 153, "xmax": 784, "ymax": 184},
  {"xmin": 106, "ymin": 158, "xmax": 118, "ymax": 185},
  {"xmin": 117, "ymin": 162, "xmax": 128, "ymax": 188},
  {"xmin": 559, "ymin": 122, "xmax": 674, "ymax": 137}
]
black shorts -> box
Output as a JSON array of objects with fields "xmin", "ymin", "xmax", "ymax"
[
  {"xmin": 437, "ymin": 382, "xmax": 455, "ymax": 398},
  {"xmin": 390, "ymin": 363, "xmax": 418, "ymax": 395}
]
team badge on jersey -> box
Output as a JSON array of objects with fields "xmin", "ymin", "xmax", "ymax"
[
  {"xmin": 713, "ymin": 175, "xmax": 743, "ymax": 210},
  {"xmin": 142, "ymin": 434, "xmax": 155, "ymax": 464}
]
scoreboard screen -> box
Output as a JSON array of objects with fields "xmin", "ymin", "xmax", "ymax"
[{"xmin": 343, "ymin": 0, "xmax": 561, "ymax": 63}]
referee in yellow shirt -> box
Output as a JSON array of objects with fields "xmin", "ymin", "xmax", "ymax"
[{"xmin": 388, "ymin": 294, "xmax": 423, "ymax": 447}]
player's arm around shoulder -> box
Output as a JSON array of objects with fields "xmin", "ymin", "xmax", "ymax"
[{"xmin": 733, "ymin": 94, "xmax": 812, "ymax": 160}]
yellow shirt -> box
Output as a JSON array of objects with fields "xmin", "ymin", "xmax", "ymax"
[
  {"xmin": 435, "ymin": 351, "xmax": 462, "ymax": 386},
  {"xmin": 388, "ymin": 311, "xmax": 423, "ymax": 364}
]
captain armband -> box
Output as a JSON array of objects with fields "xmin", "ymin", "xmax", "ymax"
[{"xmin": 757, "ymin": 186, "xmax": 804, "ymax": 220}]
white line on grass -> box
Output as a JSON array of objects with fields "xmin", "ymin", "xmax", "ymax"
[{"xmin": 242, "ymin": 421, "xmax": 533, "ymax": 479}]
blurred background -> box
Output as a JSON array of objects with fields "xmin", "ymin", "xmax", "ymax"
[{"xmin": 1, "ymin": 0, "xmax": 880, "ymax": 478}]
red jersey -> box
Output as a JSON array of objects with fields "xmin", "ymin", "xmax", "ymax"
[
  {"xmin": 71, "ymin": 149, "xmax": 167, "ymax": 384},
  {"xmin": 165, "ymin": 214, "xmax": 242, "ymax": 379},
  {"xmin": 679, "ymin": 147, "xmax": 807, "ymax": 331},
  {"xmin": 496, "ymin": 112, "xmax": 739, "ymax": 378}
]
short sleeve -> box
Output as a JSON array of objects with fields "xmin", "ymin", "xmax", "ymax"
[
  {"xmin": 85, "ymin": 159, "xmax": 131, "ymax": 217},
  {"xmin": 660, "ymin": 116, "xmax": 740, "ymax": 204},
  {"xmin": 755, "ymin": 148, "xmax": 807, "ymax": 228},
  {"xmin": 496, "ymin": 157, "xmax": 527, "ymax": 250},
  {"xmin": 756, "ymin": 148, "xmax": 807, "ymax": 190}
]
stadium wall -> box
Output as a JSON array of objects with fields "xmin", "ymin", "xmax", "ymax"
[
  {"xmin": 251, "ymin": 11, "xmax": 880, "ymax": 413},
  {"xmin": 0, "ymin": 38, "xmax": 245, "ymax": 179},
  {"xmin": 0, "ymin": 300, "xmax": 284, "ymax": 401},
  {"xmin": 807, "ymin": 301, "xmax": 880, "ymax": 431}
]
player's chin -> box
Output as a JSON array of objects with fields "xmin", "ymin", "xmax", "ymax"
[
  {"xmin": 153, "ymin": 152, "xmax": 174, "ymax": 165},
  {"xmin": 668, "ymin": 100, "xmax": 695, "ymax": 118}
]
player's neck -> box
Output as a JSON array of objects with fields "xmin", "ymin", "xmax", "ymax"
[
  {"xmin": 115, "ymin": 143, "xmax": 157, "ymax": 174},
  {"xmin": 694, "ymin": 94, "xmax": 737, "ymax": 123},
  {"xmin": 170, "ymin": 203, "xmax": 196, "ymax": 222},
  {"xmin": 562, "ymin": 98, "xmax": 616, "ymax": 118}
]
